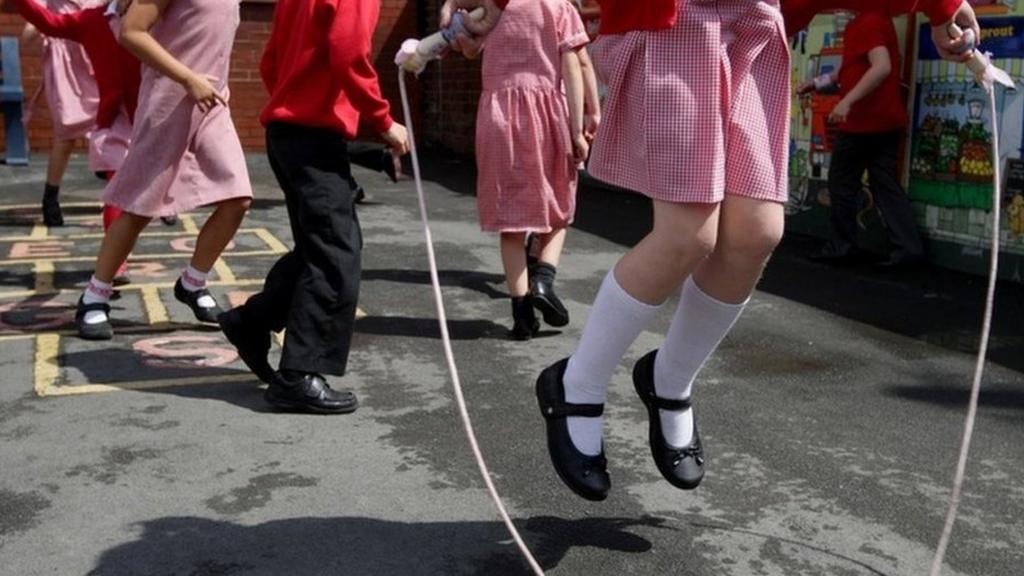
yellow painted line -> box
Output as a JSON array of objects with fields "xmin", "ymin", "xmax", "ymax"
[
  {"xmin": 0, "ymin": 227, "xmax": 266, "ymax": 242},
  {"xmin": 180, "ymin": 214, "xmax": 200, "ymax": 235},
  {"xmin": 0, "ymin": 201, "xmax": 102, "ymax": 212},
  {"xmin": 0, "ymin": 250, "xmax": 280, "ymax": 266},
  {"xmin": 28, "ymin": 224, "xmax": 48, "ymax": 240},
  {"xmin": 0, "ymin": 278, "xmax": 269, "ymax": 300},
  {"xmin": 356, "ymin": 307, "xmax": 367, "ymax": 320},
  {"xmin": 38, "ymin": 373, "xmax": 258, "ymax": 397},
  {"xmin": 33, "ymin": 260, "xmax": 55, "ymax": 293},
  {"xmin": 274, "ymin": 331, "xmax": 285, "ymax": 347},
  {"xmin": 33, "ymin": 334, "xmax": 61, "ymax": 397},
  {"xmin": 253, "ymin": 228, "xmax": 289, "ymax": 254},
  {"xmin": 213, "ymin": 258, "xmax": 236, "ymax": 284},
  {"xmin": 140, "ymin": 286, "xmax": 169, "ymax": 324}
]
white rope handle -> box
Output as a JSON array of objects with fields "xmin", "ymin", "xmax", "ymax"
[
  {"xmin": 397, "ymin": 70, "xmax": 546, "ymax": 576},
  {"xmin": 927, "ymin": 85, "xmax": 1002, "ymax": 576}
]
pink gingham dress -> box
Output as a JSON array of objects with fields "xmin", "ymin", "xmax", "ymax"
[
  {"xmin": 589, "ymin": 0, "xmax": 790, "ymax": 204},
  {"xmin": 475, "ymin": 0, "xmax": 589, "ymax": 233},
  {"xmin": 38, "ymin": 0, "xmax": 103, "ymax": 140},
  {"xmin": 104, "ymin": 0, "xmax": 252, "ymax": 218}
]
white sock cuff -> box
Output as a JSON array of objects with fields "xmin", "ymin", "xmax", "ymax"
[
  {"xmin": 608, "ymin": 269, "xmax": 664, "ymax": 314},
  {"xmin": 684, "ymin": 276, "xmax": 748, "ymax": 312}
]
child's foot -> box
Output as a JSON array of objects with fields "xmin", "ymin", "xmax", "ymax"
[
  {"xmin": 42, "ymin": 196, "xmax": 64, "ymax": 227},
  {"xmin": 160, "ymin": 215, "xmax": 178, "ymax": 226},
  {"xmin": 530, "ymin": 263, "xmax": 569, "ymax": 327},
  {"xmin": 511, "ymin": 296, "xmax": 540, "ymax": 340},
  {"xmin": 174, "ymin": 277, "xmax": 223, "ymax": 323},
  {"xmin": 75, "ymin": 296, "xmax": 113, "ymax": 341}
]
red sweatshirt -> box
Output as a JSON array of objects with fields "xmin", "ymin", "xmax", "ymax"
[
  {"xmin": 581, "ymin": 0, "xmax": 962, "ymax": 35},
  {"xmin": 12, "ymin": 0, "xmax": 139, "ymax": 129},
  {"xmin": 782, "ymin": 0, "xmax": 962, "ymax": 33},
  {"xmin": 259, "ymin": 0, "xmax": 393, "ymax": 137}
]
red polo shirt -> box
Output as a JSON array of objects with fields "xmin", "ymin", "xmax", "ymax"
[
  {"xmin": 259, "ymin": 0, "xmax": 393, "ymax": 138},
  {"xmin": 783, "ymin": 0, "xmax": 962, "ymax": 34},
  {"xmin": 838, "ymin": 12, "xmax": 908, "ymax": 133}
]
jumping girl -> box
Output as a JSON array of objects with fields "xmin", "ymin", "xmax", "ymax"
[{"xmin": 74, "ymin": 0, "xmax": 252, "ymax": 340}]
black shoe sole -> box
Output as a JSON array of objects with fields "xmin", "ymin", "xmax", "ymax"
[
  {"xmin": 264, "ymin": 389, "xmax": 358, "ymax": 415},
  {"xmin": 77, "ymin": 321, "xmax": 113, "ymax": 341},
  {"xmin": 531, "ymin": 294, "xmax": 569, "ymax": 327}
]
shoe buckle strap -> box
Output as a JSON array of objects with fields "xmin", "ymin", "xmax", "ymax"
[
  {"xmin": 541, "ymin": 402, "xmax": 603, "ymax": 419},
  {"xmin": 650, "ymin": 395, "xmax": 692, "ymax": 411}
]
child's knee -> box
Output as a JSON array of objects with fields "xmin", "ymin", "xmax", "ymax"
[{"xmin": 221, "ymin": 197, "xmax": 252, "ymax": 216}]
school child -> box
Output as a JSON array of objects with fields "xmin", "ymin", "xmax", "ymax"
[
  {"xmin": 459, "ymin": 0, "xmax": 596, "ymax": 340},
  {"xmin": 23, "ymin": 0, "xmax": 104, "ymax": 226},
  {"xmin": 74, "ymin": 0, "xmax": 253, "ymax": 340},
  {"xmin": 10, "ymin": 0, "xmax": 141, "ymax": 284},
  {"xmin": 523, "ymin": 0, "xmax": 981, "ymax": 501},
  {"xmin": 217, "ymin": 0, "xmax": 408, "ymax": 414}
]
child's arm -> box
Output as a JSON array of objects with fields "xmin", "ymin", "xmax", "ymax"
[
  {"xmin": 327, "ymin": 0, "xmax": 408, "ymax": 155},
  {"xmin": 828, "ymin": 47, "xmax": 889, "ymax": 125},
  {"xmin": 562, "ymin": 49, "xmax": 587, "ymax": 162},
  {"xmin": 8, "ymin": 0, "xmax": 84, "ymax": 42},
  {"xmin": 120, "ymin": 0, "xmax": 225, "ymax": 112},
  {"xmin": 576, "ymin": 47, "xmax": 599, "ymax": 143}
]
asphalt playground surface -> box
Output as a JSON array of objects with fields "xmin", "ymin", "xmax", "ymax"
[{"xmin": 0, "ymin": 152, "xmax": 1021, "ymax": 576}]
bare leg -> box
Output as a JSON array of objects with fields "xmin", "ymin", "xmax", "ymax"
[
  {"xmin": 189, "ymin": 198, "xmax": 251, "ymax": 272},
  {"xmin": 46, "ymin": 138, "xmax": 75, "ymax": 187},
  {"xmin": 614, "ymin": 200, "xmax": 720, "ymax": 305},
  {"xmin": 93, "ymin": 212, "xmax": 151, "ymax": 283},
  {"xmin": 536, "ymin": 228, "xmax": 567, "ymax": 267},
  {"xmin": 500, "ymin": 231, "xmax": 529, "ymax": 297},
  {"xmin": 693, "ymin": 195, "xmax": 785, "ymax": 303}
]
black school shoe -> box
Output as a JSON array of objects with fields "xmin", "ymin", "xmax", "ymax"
[
  {"xmin": 265, "ymin": 372, "xmax": 359, "ymax": 415},
  {"xmin": 42, "ymin": 196, "xmax": 64, "ymax": 227},
  {"xmin": 75, "ymin": 296, "xmax": 113, "ymax": 341},
  {"xmin": 511, "ymin": 297, "xmax": 540, "ymax": 340},
  {"xmin": 530, "ymin": 268, "xmax": 569, "ymax": 327},
  {"xmin": 173, "ymin": 278, "xmax": 224, "ymax": 323},
  {"xmin": 217, "ymin": 307, "xmax": 274, "ymax": 384},
  {"xmin": 633, "ymin": 350, "xmax": 705, "ymax": 490},
  {"xmin": 536, "ymin": 358, "xmax": 610, "ymax": 501}
]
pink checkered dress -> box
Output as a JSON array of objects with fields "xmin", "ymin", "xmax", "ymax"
[
  {"xmin": 589, "ymin": 0, "xmax": 790, "ymax": 204},
  {"xmin": 475, "ymin": 0, "xmax": 588, "ymax": 233}
]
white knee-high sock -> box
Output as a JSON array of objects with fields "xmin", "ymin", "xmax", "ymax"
[
  {"xmin": 654, "ymin": 276, "xmax": 746, "ymax": 448},
  {"xmin": 564, "ymin": 270, "xmax": 663, "ymax": 455}
]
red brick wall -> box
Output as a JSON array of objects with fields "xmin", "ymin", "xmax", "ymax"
[{"xmin": 1, "ymin": 0, "xmax": 421, "ymax": 154}]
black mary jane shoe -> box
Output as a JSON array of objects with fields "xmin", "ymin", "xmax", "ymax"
[
  {"xmin": 174, "ymin": 278, "xmax": 224, "ymax": 324},
  {"xmin": 75, "ymin": 297, "xmax": 113, "ymax": 341},
  {"xmin": 530, "ymin": 274, "xmax": 569, "ymax": 327},
  {"xmin": 217, "ymin": 307, "xmax": 274, "ymax": 384},
  {"xmin": 265, "ymin": 372, "xmax": 359, "ymax": 415},
  {"xmin": 536, "ymin": 358, "xmax": 610, "ymax": 501},
  {"xmin": 633, "ymin": 350, "xmax": 705, "ymax": 490},
  {"xmin": 511, "ymin": 297, "xmax": 540, "ymax": 341}
]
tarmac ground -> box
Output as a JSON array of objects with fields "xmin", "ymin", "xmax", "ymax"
[{"xmin": 0, "ymin": 152, "xmax": 1021, "ymax": 575}]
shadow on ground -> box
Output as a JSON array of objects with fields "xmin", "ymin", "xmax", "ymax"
[{"xmin": 84, "ymin": 515, "xmax": 667, "ymax": 575}]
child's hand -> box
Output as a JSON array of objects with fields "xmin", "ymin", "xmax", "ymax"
[
  {"xmin": 584, "ymin": 112, "xmax": 600, "ymax": 143},
  {"xmin": 827, "ymin": 99, "xmax": 851, "ymax": 124},
  {"xmin": 452, "ymin": 31, "xmax": 483, "ymax": 59},
  {"xmin": 382, "ymin": 122, "xmax": 410, "ymax": 157},
  {"xmin": 185, "ymin": 74, "xmax": 227, "ymax": 113},
  {"xmin": 572, "ymin": 133, "xmax": 590, "ymax": 163}
]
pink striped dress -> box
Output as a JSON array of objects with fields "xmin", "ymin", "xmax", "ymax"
[
  {"xmin": 475, "ymin": 0, "xmax": 589, "ymax": 233},
  {"xmin": 588, "ymin": 0, "xmax": 790, "ymax": 204},
  {"xmin": 38, "ymin": 0, "xmax": 103, "ymax": 140},
  {"xmin": 103, "ymin": 0, "xmax": 251, "ymax": 218}
]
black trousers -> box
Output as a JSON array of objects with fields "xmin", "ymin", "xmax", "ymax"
[
  {"xmin": 242, "ymin": 123, "xmax": 362, "ymax": 376},
  {"xmin": 827, "ymin": 130, "xmax": 923, "ymax": 256}
]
